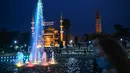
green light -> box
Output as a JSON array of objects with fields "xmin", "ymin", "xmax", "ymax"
[{"xmin": 128, "ymin": 56, "xmax": 130, "ymax": 59}]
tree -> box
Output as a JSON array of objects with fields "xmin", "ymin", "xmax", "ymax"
[
  {"xmin": 59, "ymin": 41, "xmax": 63, "ymax": 48},
  {"xmin": 114, "ymin": 24, "xmax": 129, "ymax": 37},
  {"xmin": 62, "ymin": 19, "xmax": 70, "ymax": 52},
  {"xmin": 114, "ymin": 24, "xmax": 122, "ymax": 32},
  {"xmin": 74, "ymin": 36, "xmax": 78, "ymax": 46},
  {"xmin": 0, "ymin": 28, "xmax": 8, "ymax": 51}
]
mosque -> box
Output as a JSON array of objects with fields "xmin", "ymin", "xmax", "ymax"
[
  {"xmin": 31, "ymin": 11, "xmax": 102, "ymax": 48},
  {"xmin": 31, "ymin": 13, "xmax": 65, "ymax": 47}
]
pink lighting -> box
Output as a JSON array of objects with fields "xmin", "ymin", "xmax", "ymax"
[
  {"xmin": 27, "ymin": 62, "xmax": 34, "ymax": 67},
  {"xmin": 42, "ymin": 62, "xmax": 49, "ymax": 66}
]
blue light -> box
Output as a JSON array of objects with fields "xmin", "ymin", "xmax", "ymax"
[
  {"xmin": 30, "ymin": 0, "xmax": 44, "ymax": 62},
  {"xmin": 88, "ymin": 41, "xmax": 91, "ymax": 43},
  {"xmin": 14, "ymin": 40, "xmax": 17, "ymax": 44},
  {"xmin": 21, "ymin": 46, "xmax": 23, "ymax": 48}
]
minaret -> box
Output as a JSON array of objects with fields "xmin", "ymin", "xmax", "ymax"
[
  {"xmin": 96, "ymin": 11, "xmax": 102, "ymax": 33},
  {"xmin": 31, "ymin": 17, "xmax": 35, "ymax": 36},
  {"xmin": 60, "ymin": 12, "xmax": 64, "ymax": 42}
]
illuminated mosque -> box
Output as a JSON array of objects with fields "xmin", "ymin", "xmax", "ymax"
[
  {"xmin": 30, "ymin": 1, "xmax": 102, "ymax": 48},
  {"xmin": 31, "ymin": 13, "xmax": 65, "ymax": 47}
]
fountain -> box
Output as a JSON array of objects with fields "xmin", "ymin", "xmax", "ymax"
[
  {"xmin": 28, "ymin": 0, "xmax": 56, "ymax": 66},
  {"xmin": 15, "ymin": 52, "xmax": 24, "ymax": 67},
  {"xmin": 29, "ymin": 0, "xmax": 44, "ymax": 64},
  {"xmin": 41, "ymin": 51, "xmax": 48, "ymax": 66},
  {"xmin": 49, "ymin": 51, "xmax": 56, "ymax": 64},
  {"xmin": 25, "ymin": 59, "xmax": 29, "ymax": 64}
]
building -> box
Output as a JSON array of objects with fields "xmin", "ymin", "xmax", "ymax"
[
  {"xmin": 44, "ymin": 26, "xmax": 59, "ymax": 47},
  {"xmin": 96, "ymin": 11, "xmax": 102, "ymax": 33},
  {"xmin": 31, "ymin": 13, "xmax": 65, "ymax": 47}
]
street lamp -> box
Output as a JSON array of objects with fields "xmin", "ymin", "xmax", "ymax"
[
  {"xmin": 25, "ymin": 44, "xmax": 27, "ymax": 47},
  {"xmin": 120, "ymin": 38, "xmax": 123, "ymax": 41},
  {"xmin": 70, "ymin": 40, "xmax": 73, "ymax": 43},
  {"xmin": 14, "ymin": 40, "xmax": 17, "ymax": 44}
]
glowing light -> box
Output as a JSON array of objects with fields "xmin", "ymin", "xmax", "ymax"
[
  {"xmin": 41, "ymin": 52, "xmax": 49, "ymax": 66},
  {"xmin": 49, "ymin": 61, "xmax": 56, "ymax": 64},
  {"xmin": 29, "ymin": 0, "xmax": 56, "ymax": 66},
  {"xmin": 16, "ymin": 62, "xmax": 23, "ymax": 67},
  {"xmin": 120, "ymin": 38, "xmax": 123, "ymax": 41},
  {"xmin": 16, "ymin": 52, "xmax": 24, "ymax": 67},
  {"xmin": 27, "ymin": 62, "xmax": 34, "ymax": 67},
  {"xmin": 25, "ymin": 44, "xmax": 27, "ymax": 47},
  {"xmin": 21, "ymin": 46, "xmax": 23, "ymax": 48},
  {"xmin": 42, "ymin": 62, "xmax": 49, "ymax": 66},
  {"xmin": 88, "ymin": 41, "xmax": 91, "ymax": 43},
  {"xmin": 15, "ymin": 46, "xmax": 19, "ymax": 49},
  {"xmin": 49, "ymin": 51, "xmax": 56, "ymax": 65},
  {"xmin": 25, "ymin": 59, "xmax": 29, "ymax": 64},
  {"xmin": 70, "ymin": 40, "xmax": 73, "ymax": 43},
  {"xmin": 14, "ymin": 41, "xmax": 17, "ymax": 44},
  {"xmin": 33, "ymin": 62, "xmax": 39, "ymax": 65},
  {"xmin": 29, "ymin": 0, "xmax": 44, "ymax": 63},
  {"xmin": 37, "ymin": 44, "xmax": 42, "ymax": 48}
]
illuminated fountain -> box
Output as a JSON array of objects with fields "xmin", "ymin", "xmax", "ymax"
[
  {"xmin": 25, "ymin": 59, "xmax": 29, "ymax": 64},
  {"xmin": 28, "ymin": 0, "xmax": 56, "ymax": 66},
  {"xmin": 15, "ymin": 52, "xmax": 24, "ymax": 67},
  {"xmin": 29, "ymin": 0, "xmax": 44, "ymax": 65},
  {"xmin": 49, "ymin": 51, "xmax": 56, "ymax": 64},
  {"xmin": 41, "ymin": 51, "xmax": 48, "ymax": 66}
]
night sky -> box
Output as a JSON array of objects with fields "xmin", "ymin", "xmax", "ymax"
[{"xmin": 0, "ymin": 0, "xmax": 130, "ymax": 36}]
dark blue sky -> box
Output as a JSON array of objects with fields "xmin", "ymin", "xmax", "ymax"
[{"xmin": 0, "ymin": 0, "xmax": 130, "ymax": 36}]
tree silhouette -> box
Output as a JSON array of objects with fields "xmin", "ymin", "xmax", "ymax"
[
  {"xmin": 114, "ymin": 24, "xmax": 129, "ymax": 37},
  {"xmin": 62, "ymin": 19, "xmax": 70, "ymax": 51},
  {"xmin": 59, "ymin": 41, "xmax": 63, "ymax": 48},
  {"xmin": 0, "ymin": 28, "xmax": 8, "ymax": 53},
  {"xmin": 74, "ymin": 36, "xmax": 78, "ymax": 46},
  {"xmin": 114, "ymin": 24, "xmax": 122, "ymax": 32}
]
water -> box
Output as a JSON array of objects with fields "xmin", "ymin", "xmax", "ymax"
[
  {"xmin": 17, "ymin": 57, "xmax": 94, "ymax": 73},
  {"xmin": 49, "ymin": 51, "xmax": 55, "ymax": 64},
  {"xmin": 15, "ymin": 52, "xmax": 24, "ymax": 67},
  {"xmin": 29, "ymin": 0, "xmax": 44, "ymax": 63},
  {"xmin": 15, "ymin": 52, "xmax": 24, "ymax": 64},
  {"xmin": 41, "ymin": 51, "xmax": 48, "ymax": 66}
]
